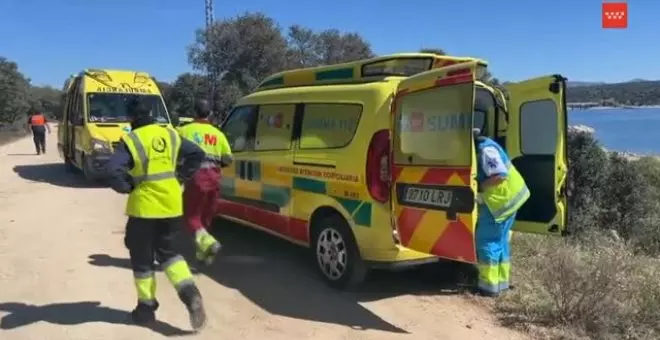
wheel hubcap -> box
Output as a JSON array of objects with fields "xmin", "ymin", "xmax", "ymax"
[{"xmin": 316, "ymin": 227, "xmax": 348, "ymax": 280}]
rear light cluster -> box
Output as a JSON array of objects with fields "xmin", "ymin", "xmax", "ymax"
[{"xmin": 366, "ymin": 129, "xmax": 390, "ymax": 203}]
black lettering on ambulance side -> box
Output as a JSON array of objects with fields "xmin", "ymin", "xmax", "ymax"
[{"xmin": 95, "ymin": 87, "xmax": 151, "ymax": 94}]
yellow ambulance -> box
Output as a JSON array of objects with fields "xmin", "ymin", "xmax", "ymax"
[
  {"xmin": 217, "ymin": 53, "xmax": 568, "ymax": 289},
  {"xmin": 57, "ymin": 69, "xmax": 172, "ymax": 181}
]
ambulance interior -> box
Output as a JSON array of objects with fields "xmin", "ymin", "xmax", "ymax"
[{"xmin": 472, "ymin": 83, "xmax": 563, "ymax": 232}]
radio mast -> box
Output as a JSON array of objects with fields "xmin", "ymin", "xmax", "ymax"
[{"xmin": 204, "ymin": 0, "xmax": 216, "ymax": 116}]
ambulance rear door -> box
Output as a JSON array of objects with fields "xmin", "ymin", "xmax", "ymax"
[
  {"xmin": 504, "ymin": 75, "xmax": 568, "ymax": 236},
  {"xmin": 390, "ymin": 62, "xmax": 479, "ymax": 264}
]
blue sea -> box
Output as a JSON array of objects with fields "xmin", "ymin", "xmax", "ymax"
[{"xmin": 569, "ymin": 108, "xmax": 660, "ymax": 155}]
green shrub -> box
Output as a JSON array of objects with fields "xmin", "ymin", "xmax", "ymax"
[
  {"xmin": 496, "ymin": 129, "xmax": 660, "ymax": 340},
  {"xmin": 499, "ymin": 233, "xmax": 660, "ymax": 340}
]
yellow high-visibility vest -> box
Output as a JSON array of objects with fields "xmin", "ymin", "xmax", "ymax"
[
  {"xmin": 122, "ymin": 125, "xmax": 182, "ymax": 218},
  {"xmin": 478, "ymin": 138, "xmax": 530, "ymax": 223},
  {"xmin": 177, "ymin": 122, "xmax": 232, "ymax": 163}
]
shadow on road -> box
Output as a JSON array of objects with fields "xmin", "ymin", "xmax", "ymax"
[
  {"xmin": 6, "ymin": 153, "xmax": 39, "ymax": 156},
  {"xmin": 0, "ymin": 301, "xmax": 192, "ymax": 336},
  {"xmin": 89, "ymin": 219, "xmax": 479, "ymax": 334},
  {"xmin": 12, "ymin": 163, "xmax": 104, "ymax": 189}
]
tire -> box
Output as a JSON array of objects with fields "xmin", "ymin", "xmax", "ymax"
[
  {"xmin": 310, "ymin": 213, "xmax": 368, "ymax": 290},
  {"xmin": 81, "ymin": 154, "xmax": 96, "ymax": 182}
]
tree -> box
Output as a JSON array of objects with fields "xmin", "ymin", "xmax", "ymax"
[
  {"xmin": 285, "ymin": 25, "xmax": 318, "ymax": 68},
  {"xmin": 29, "ymin": 85, "xmax": 63, "ymax": 119},
  {"xmin": 313, "ymin": 29, "xmax": 374, "ymax": 65},
  {"xmin": 168, "ymin": 73, "xmax": 209, "ymax": 118},
  {"xmin": 187, "ymin": 13, "xmax": 374, "ymax": 119},
  {"xmin": 155, "ymin": 80, "xmax": 173, "ymax": 108},
  {"xmin": 0, "ymin": 57, "xmax": 31, "ymax": 124},
  {"xmin": 188, "ymin": 12, "xmax": 290, "ymax": 95}
]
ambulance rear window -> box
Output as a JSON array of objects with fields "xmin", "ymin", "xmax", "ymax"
[{"xmin": 393, "ymin": 83, "xmax": 474, "ymax": 166}]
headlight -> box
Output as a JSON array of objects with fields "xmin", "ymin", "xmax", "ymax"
[{"xmin": 91, "ymin": 138, "xmax": 111, "ymax": 152}]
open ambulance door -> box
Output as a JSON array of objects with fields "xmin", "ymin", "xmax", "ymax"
[
  {"xmin": 504, "ymin": 75, "xmax": 568, "ymax": 236},
  {"xmin": 390, "ymin": 62, "xmax": 480, "ymax": 264}
]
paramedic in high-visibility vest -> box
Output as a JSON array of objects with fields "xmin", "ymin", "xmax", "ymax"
[
  {"xmin": 473, "ymin": 128, "xmax": 530, "ymax": 297},
  {"xmin": 177, "ymin": 99, "xmax": 233, "ymax": 265},
  {"xmin": 27, "ymin": 111, "xmax": 51, "ymax": 155},
  {"xmin": 106, "ymin": 98, "xmax": 208, "ymax": 331}
]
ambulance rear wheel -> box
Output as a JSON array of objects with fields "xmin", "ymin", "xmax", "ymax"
[{"xmin": 311, "ymin": 214, "xmax": 367, "ymax": 290}]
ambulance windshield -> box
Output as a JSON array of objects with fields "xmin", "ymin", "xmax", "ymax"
[{"xmin": 87, "ymin": 93, "xmax": 169, "ymax": 123}]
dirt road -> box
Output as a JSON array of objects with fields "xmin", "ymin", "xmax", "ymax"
[{"xmin": 0, "ymin": 132, "xmax": 528, "ymax": 340}]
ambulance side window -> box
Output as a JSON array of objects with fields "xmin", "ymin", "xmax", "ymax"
[
  {"xmin": 67, "ymin": 78, "xmax": 82, "ymax": 125},
  {"xmin": 71, "ymin": 83, "xmax": 84, "ymax": 126},
  {"xmin": 520, "ymin": 100, "xmax": 557, "ymax": 155},
  {"xmin": 254, "ymin": 104, "xmax": 296, "ymax": 151},
  {"xmin": 222, "ymin": 105, "xmax": 257, "ymax": 152},
  {"xmin": 299, "ymin": 103, "xmax": 362, "ymax": 149}
]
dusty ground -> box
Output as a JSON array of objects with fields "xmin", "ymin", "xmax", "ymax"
[{"xmin": 0, "ymin": 129, "xmax": 529, "ymax": 340}]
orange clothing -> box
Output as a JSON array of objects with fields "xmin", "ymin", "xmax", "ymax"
[{"xmin": 30, "ymin": 114, "xmax": 46, "ymax": 126}]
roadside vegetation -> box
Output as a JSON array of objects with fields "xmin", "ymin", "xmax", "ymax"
[
  {"xmin": 497, "ymin": 130, "xmax": 660, "ymax": 340},
  {"xmin": 2, "ymin": 11, "xmax": 660, "ymax": 339},
  {"xmin": 0, "ymin": 57, "xmax": 62, "ymax": 145}
]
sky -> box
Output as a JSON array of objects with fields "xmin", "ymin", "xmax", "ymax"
[{"xmin": 1, "ymin": 0, "xmax": 657, "ymax": 87}]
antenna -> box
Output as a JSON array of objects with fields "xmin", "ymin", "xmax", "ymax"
[{"xmin": 204, "ymin": 0, "xmax": 217, "ymax": 117}]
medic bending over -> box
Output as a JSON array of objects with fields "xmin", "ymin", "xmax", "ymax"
[
  {"xmin": 177, "ymin": 99, "xmax": 233, "ymax": 265},
  {"xmin": 473, "ymin": 128, "xmax": 530, "ymax": 297}
]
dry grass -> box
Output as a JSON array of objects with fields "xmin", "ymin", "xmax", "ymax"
[{"xmin": 496, "ymin": 233, "xmax": 660, "ymax": 340}]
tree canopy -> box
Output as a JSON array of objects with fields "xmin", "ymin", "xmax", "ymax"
[{"xmin": 0, "ymin": 57, "xmax": 32, "ymax": 125}]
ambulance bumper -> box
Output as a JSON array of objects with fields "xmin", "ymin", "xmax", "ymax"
[{"xmin": 363, "ymin": 245, "xmax": 439, "ymax": 270}]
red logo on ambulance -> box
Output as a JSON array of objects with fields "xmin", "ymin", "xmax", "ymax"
[
  {"xmin": 267, "ymin": 113, "xmax": 283, "ymax": 128},
  {"xmin": 411, "ymin": 112, "xmax": 424, "ymax": 132}
]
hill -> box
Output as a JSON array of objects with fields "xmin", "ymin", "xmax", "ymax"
[{"xmin": 566, "ymin": 79, "xmax": 660, "ymax": 106}]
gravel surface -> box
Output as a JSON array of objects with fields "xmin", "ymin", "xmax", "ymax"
[{"xmin": 0, "ymin": 127, "xmax": 528, "ymax": 340}]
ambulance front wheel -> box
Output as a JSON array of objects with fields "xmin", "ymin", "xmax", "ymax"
[{"xmin": 311, "ymin": 213, "xmax": 367, "ymax": 290}]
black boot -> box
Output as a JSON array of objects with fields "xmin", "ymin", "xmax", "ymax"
[
  {"xmin": 178, "ymin": 284, "xmax": 206, "ymax": 331},
  {"xmin": 130, "ymin": 301, "xmax": 159, "ymax": 325}
]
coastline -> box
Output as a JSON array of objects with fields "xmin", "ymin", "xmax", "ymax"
[
  {"xmin": 569, "ymin": 124, "xmax": 660, "ymax": 161},
  {"xmin": 568, "ymin": 104, "xmax": 660, "ymax": 111}
]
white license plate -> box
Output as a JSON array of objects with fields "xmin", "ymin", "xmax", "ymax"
[{"xmin": 404, "ymin": 187, "xmax": 453, "ymax": 208}]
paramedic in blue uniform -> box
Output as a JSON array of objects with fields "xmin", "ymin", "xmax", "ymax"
[{"xmin": 473, "ymin": 128, "xmax": 530, "ymax": 297}]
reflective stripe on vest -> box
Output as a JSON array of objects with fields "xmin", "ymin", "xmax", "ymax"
[
  {"xmin": 125, "ymin": 128, "xmax": 178, "ymax": 185},
  {"xmin": 479, "ymin": 161, "xmax": 530, "ymax": 221}
]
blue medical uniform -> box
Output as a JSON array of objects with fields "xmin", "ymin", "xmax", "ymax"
[{"xmin": 475, "ymin": 137, "xmax": 516, "ymax": 295}]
